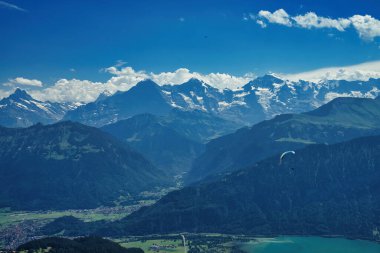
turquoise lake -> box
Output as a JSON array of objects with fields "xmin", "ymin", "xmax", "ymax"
[{"xmin": 240, "ymin": 236, "xmax": 380, "ymax": 253}]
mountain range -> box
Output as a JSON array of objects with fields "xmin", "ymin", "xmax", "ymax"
[
  {"xmin": 1, "ymin": 75, "xmax": 380, "ymax": 240},
  {"xmin": 1, "ymin": 76, "xmax": 379, "ymax": 128},
  {"xmin": 63, "ymin": 76, "xmax": 380, "ymax": 127},
  {"xmin": 0, "ymin": 121, "xmax": 169, "ymax": 210},
  {"xmin": 97, "ymin": 135, "xmax": 380, "ymax": 242},
  {"xmin": 187, "ymin": 96, "xmax": 380, "ymax": 183}
]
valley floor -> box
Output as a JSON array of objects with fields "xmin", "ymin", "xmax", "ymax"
[
  {"xmin": 0, "ymin": 185, "xmax": 181, "ymax": 250},
  {"xmin": 0, "ymin": 205, "xmax": 143, "ymax": 250}
]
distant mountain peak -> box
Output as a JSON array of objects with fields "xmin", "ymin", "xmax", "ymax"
[
  {"xmin": 8, "ymin": 88, "xmax": 33, "ymax": 100},
  {"xmin": 254, "ymin": 74, "xmax": 284, "ymax": 84},
  {"xmin": 0, "ymin": 88, "xmax": 72, "ymax": 128},
  {"xmin": 134, "ymin": 79, "xmax": 160, "ymax": 89},
  {"xmin": 187, "ymin": 78, "xmax": 213, "ymax": 88},
  {"xmin": 242, "ymin": 74, "xmax": 285, "ymax": 91},
  {"xmin": 186, "ymin": 77, "xmax": 205, "ymax": 84},
  {"xmin": 95, "ymin": 90, "xmax": 113, "ymax": 102}
]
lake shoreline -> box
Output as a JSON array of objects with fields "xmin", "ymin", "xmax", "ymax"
[{"xmin": 238, "ymin": 236, "xmax": 380, "ymax": 253}]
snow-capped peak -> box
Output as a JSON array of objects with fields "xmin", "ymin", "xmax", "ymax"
[
  {"xmin": 95, "ymin": 90, "xmax": 114, "ymax": 102},
  {"xmin": 8, "ymin": 88, "xmax": 33, "ymax": 101}
]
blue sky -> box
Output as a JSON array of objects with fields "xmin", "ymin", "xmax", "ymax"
[{"xmin": 1, "ymin": 0, "xmax": 380, "ymax": 102}]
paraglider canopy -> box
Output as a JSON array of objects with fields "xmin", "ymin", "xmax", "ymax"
[{"xmin": 279, "ymin": 150, "xmax": 295, "ymax": 165}]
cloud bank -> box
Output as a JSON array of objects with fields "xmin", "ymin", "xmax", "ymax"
[
  {"xmin": 252, "ymin": 9, "xmax": 380, "ymax": 41},
  {"xmin": 26, "ymin": 66, "xmax": 253, "ymax": 103},
  {"xmin": 2, "ymin": 61, "xmax": 380, "ymax": 103},
  {"xmin": 282, "ymin": 60, "xmax": 380, "ymax": 82}
]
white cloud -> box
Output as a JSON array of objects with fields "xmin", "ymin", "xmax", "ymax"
[
  {"xmin": 0, "ymin": 1, "xmax": 26, "ymax": 12},
  {"xmin": 105, "ymin": 66, "xmax": 148, "ymax": 78},
  {"xmin": 282, "ymin": 60, "xmax": 380, "ymax": 82},
  {"xmin": 293, "ymin": 12, "xmax": 351, "ymax": 31},
  {"xmin": 25, "ymin": 65, "xmax": 151, "ymax": 103},
  {"xmin": 148, "ymin": 68, "xmax": 252, "ymax": 90},
  {"xmin": 104, "ymin": 66, "xmax": 252, "ymax": 90},
  {"xmin": 104, "ymin": 66, "xmax": 148, "ymax": 91},
  {"xmin": 252, "ymin": 9, "xmax": 380, "ymax": 41},
  {"xmin": 30, "ymin": 68, "xmax": 150, "ymax": 103},
  {"xmin": 0, "ymin": 89, "xmax": 11, "ymax": 99},
  {"xmin": 150, "ymin": 68, "xmax": 193, "ymax": 85},
  {"xmin": 11, "ymin": 66, "xmax": 253, "ymax": 103},
  {"xmin": 258, "ymin": 9, "xmax": 291, "ymax": 27},
  {"xmin": 349, "ymin": 15, "xmax": 380, "ymax": 41},
  {"xmin": 4, "ymin": 77, "xmax": 43, "ymax": 87},
  {"xmin": 256, "ymin": 19, "xmax": 267, "ymax": 28},
  {"xmin": 30, "ymin": 79, "xmax": 108, "ymax": 103}
]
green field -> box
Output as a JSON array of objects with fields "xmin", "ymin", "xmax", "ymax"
[
  {"xmin": 0, "ymin": 207, "xmax": 128, "ymax": 228},
  {"xmin": 119, "ymin": 239, "xmax": 185, "ymax": 252},
  {"xmin": 115, "ymin": 234, "xmax": 250, "ymax": 253}
]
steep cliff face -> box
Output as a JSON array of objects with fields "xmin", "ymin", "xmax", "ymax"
[{"xmin": 101, "ymin": 135, "xmax": 380, "ymax": 241}]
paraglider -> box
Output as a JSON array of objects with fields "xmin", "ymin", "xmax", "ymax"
[{"xmin": 279, "ymin": 150, "xmax": 295, "ymax": 165}]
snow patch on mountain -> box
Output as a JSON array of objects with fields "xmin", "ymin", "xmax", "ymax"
[{"xmin": 255, "ymin": 87, "xmax": 276, "ymax": 112}]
